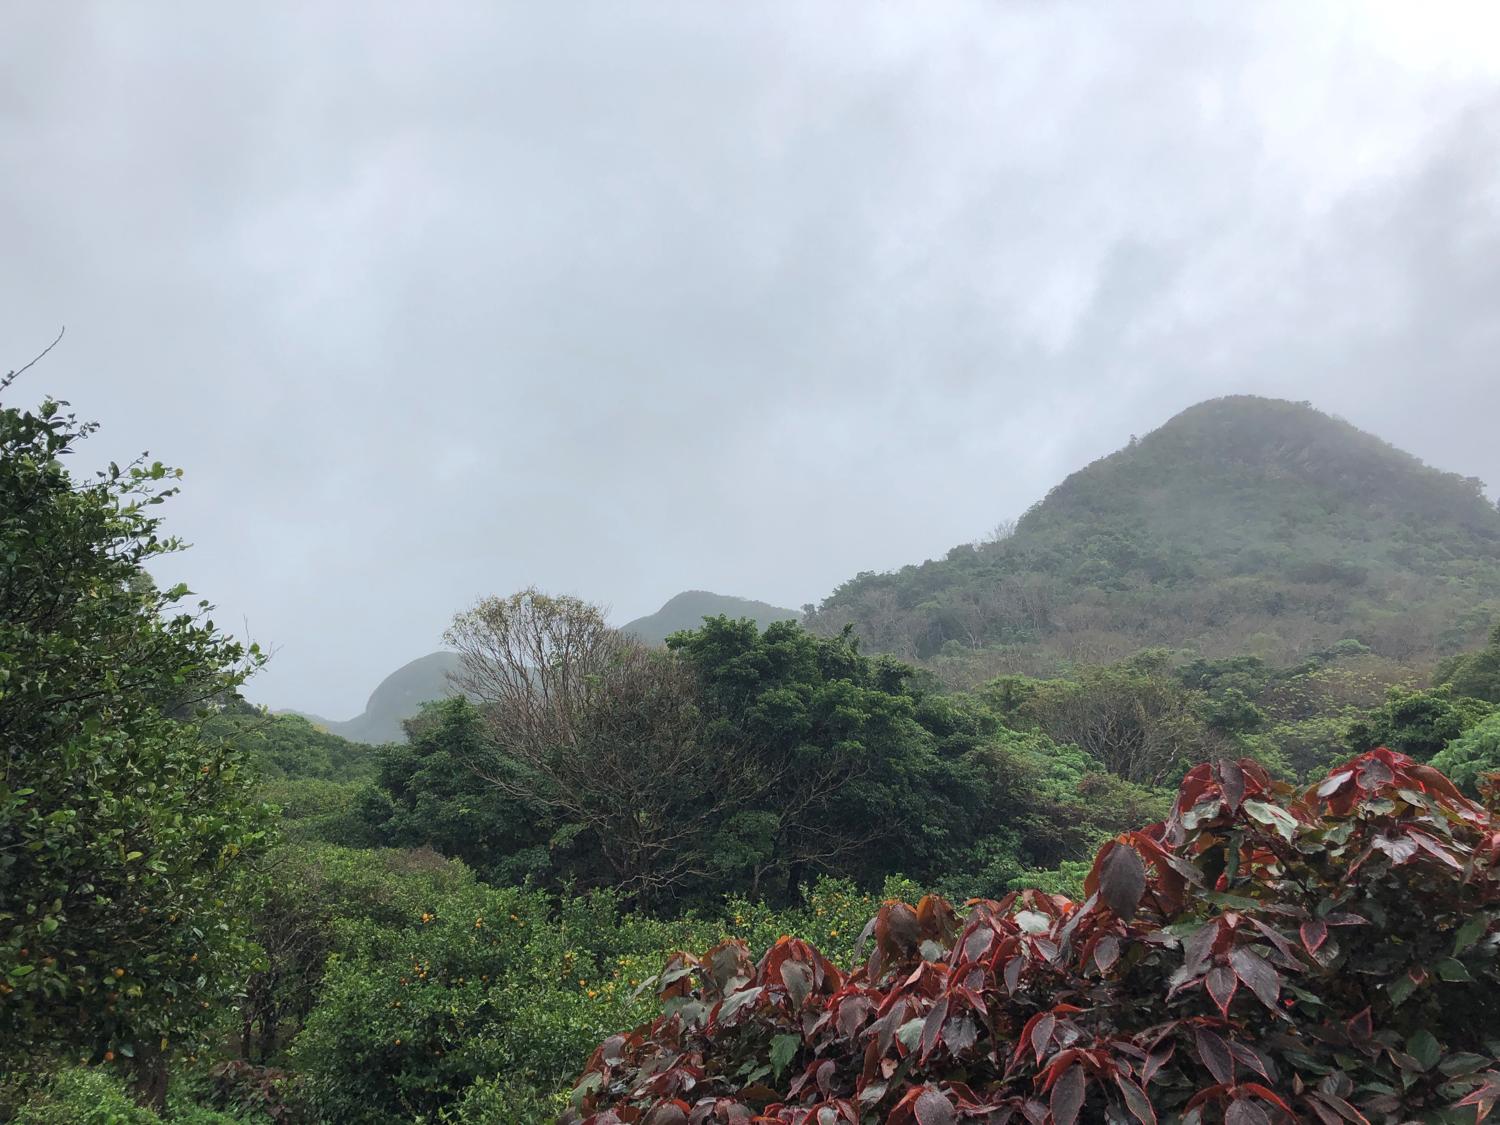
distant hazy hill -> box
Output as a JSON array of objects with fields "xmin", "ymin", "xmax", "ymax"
[
  {"xmin": 810, "ymin": 396, "xmax": 1500, "ymax": 683},
  {"xmin": 620, "ymin": 590, "xmax": 800, "ymax": 645},
  {"xmin": 295, "ymin": 652, "xmax": 463, "ymax": 745}
]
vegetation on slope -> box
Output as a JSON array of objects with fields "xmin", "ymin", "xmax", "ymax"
[
  {"xmin": 293, "ymin": 652, "xmax": 465, "ymax": 746},
  {"xmin": 811, "ymin": 396, "xmax": 1500, "ymax": 685}
]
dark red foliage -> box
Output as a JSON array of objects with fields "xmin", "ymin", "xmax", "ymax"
[{"xmin": 563, "ymin": 750, "xmax": 1500, "ymax": 1124}]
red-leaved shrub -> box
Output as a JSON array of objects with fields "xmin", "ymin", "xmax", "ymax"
[{"xmin": 563, "ymin": 750, "xmax": 1500, "ymax": 1124}]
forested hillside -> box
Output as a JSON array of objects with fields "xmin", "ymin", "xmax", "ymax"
[{"xmin": 811, "ymin": 396, "xmax": 1500, "ymax": 685}]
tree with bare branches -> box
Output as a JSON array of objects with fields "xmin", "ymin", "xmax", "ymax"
[{"xmin": 445, "ymin": 588, "xmax": 753, "ymax": 908}]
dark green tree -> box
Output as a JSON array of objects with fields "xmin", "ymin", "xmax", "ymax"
[
  {"xmin": 1436, "ymin": 623, "xmax": 1500, "ymax": 704},
  {"xmin": 0, "ymin": 387, "xmax": 269, "ymax": 1104},
  {"xmin": 1429, "ymin": 712, "xmax": 1500, "ymax": 792},
  {"xmin": 1345, "ymin": 685, "xmax": 1494, "ymax": 761},
  {"xmin": 363, "ymin": 698, "xmax": 551, "ymax": 883}
]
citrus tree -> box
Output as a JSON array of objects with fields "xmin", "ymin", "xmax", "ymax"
[{"xmin": 0, "ymin": 385, "xmax": 270, "ymax": 1105}]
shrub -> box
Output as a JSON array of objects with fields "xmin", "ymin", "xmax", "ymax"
[
  {"xmin": 14, "ymin": 1066, "xmax": 162, "ymax": 1124},
  {"xmin": 566, "ymin": 750, "xmax": 1500, "ymax": 1123},
  {"xmin": 1431, "ymin": 713, "xmax": 1500, "ymax": 793},
  {"xmin": 0, "ymin": 392, "xmax": 270, "ymax": 1101}
]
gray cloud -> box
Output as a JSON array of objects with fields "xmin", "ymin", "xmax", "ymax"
[{"xmin": 3, "ymin": 2, "xmax": 1499, "ymax": 716}]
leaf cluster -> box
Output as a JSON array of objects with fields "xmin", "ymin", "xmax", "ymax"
[{"xmin": 567, "ymin": 751, "xmax": 1500, "ymax": 1123}]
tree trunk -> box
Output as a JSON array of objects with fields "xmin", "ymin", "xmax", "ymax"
[{"xmin": 131, "ymin": 1050, "xmax": 169, "ymax": 1114}]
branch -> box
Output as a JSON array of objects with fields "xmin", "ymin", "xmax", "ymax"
[{"xmin": 2, "ymin": 326, "xmax": 66, "ymax": 395}]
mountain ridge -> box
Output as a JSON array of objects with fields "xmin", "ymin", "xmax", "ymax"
[{"xmin": 809, "ymin": 395, "xmax": 1500, "ymax": 683}]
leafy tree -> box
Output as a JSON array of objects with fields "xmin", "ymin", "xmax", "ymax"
[
  {"xmin": 669, "ymin": 618, "xmax": 956, "ymax": 901},
  {"xmin": 0, "ymin": 390, "xmax": 269, "ymax": 1104},
  {"xmin": 1345, "ymin": 685, "xmax": 1495, "ymax": 761},
  {"xmin": 1430, "ymin": 711, "xmax": 1500, "ymax": 792},
  {"xmin": 203, "ymin": 709, "xmax": 375, "ymax": 784},
  {"xmin": 362, "ymin": 698, "xmax": 551, "ymax": 884},
  {"xmin": 1005, "ymin": 652, "xmax": 1231, "ymax": 785},
  {"xmin": 446, "ymin": 589, "xmax": 758, "ymax": 908},
  {"xmin": 1437, "ymin": 622, "xmax": 1500, "ymax": 703}
]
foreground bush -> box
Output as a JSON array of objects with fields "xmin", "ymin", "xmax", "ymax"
[
  {"xmin": 0, "ymin": 391, "xmax": 269, "ymax": 1103},
  {"xmin": 271, "ymin": 843, "xmax": 909, "ymax": 1121},
  {"xmin": 567, "ymin": 750, "xmax": 1500, "ymax": 1123}
]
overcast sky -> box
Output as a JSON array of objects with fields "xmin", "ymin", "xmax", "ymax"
[{"xmin": 4, "ymin": 3, "xmax": 1499, "ymax": 718}]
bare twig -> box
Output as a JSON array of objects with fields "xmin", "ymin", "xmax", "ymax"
[{"xmin": 1, "ymin": 326, "xmax": 67, "ymax": 395}]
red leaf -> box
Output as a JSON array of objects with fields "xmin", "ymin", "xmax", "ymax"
[
  {"xmin": 913, "ymin": 1087, "xmax": 957, "ymax": 1125},
  {"xmin": 920, "ymin": 997, "xmax": 949, "ymax": 1061},
  {"xmin": 1195, "ymin": 1027, "xmax": 1235, "ymax": 1086},
  {"xmin": 1141, "ymin": 1040, "xmax": 1175, "ymax": 1086},
  {"xmin": 1206, "ymin": 966, "xmax": 1238, "ymax": 1017},
  {"xmin": 1300, "ymin": 920, "xmax": 1328, "ymax": 954},
  {"xmin": 1098, "ymin": 842, "xmax": 1148, "ymax": 920},
  {"xmin": 1094, "ymin": 935, "xmax": 1121, "ymax": 974},
  {"xmin": 1004, "ymin": 955, "xmax": 1022, "ymax": 994},
  {"xmin": 644, "ymin": 1101, "xmax": 690, "ymax": 1125},
  {"xmin": 1217, "ymin": 760, "xmax": 1247, "ymax": 813},
  {"xmin": 1359, "ymin": 754, "xmax": 1395, "ymax": 789},
  {"xmin": 1228, "ymin": 946, "xmax": 1281, "ymax": 1010},
  {"xmin": 1317, "ymin": 770, "xmax": 1353, "ymax": 798},
  {"xmin": 1347, "ymin": 1007, "xmax": 1373, "ymax": 1044},
  {"xmin": 1030, "ymin": 1013, "xmax": 1056, "ymax": 1063},
  {"xmin": 1050, "ymin": 1065, "xmax": 1086, "ymax": 1125},
  {"xmin": 1409, "ymin": 831, "xmax": 1463, "ymax": 870},
  {"xmin": 1114, "ymin": 1073, "xmax": 1157, "ymax": 1125},
  {"xmin": 1239, "ymin": 1083, "xmax": 1293, "ymax": 1115}
]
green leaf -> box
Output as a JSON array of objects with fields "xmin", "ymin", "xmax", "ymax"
[
  {"xmin": 896, "ymin": 1017, "xmax": 925, "ymax": 1049},
  {"xmin": 1454, "ymin": 914, "xmax": 1489, "ymax": 955},
  {"xmin": 1434, "ymin": 958, "xmax": 1473, "ymax": 982},
  {"xmin": 1243, "ymin": 799, "xmax": 1299, "ymax": 842},
  {"xmin": 1407, "ymin": 1029, "xmax": 1440, "ymax": 1071},
  {"xmin": 1387, "ymin": 973, "xmax": 1417, "ymax": 1007},
  {"xmin": 770, "ymin": 1033, "xmax": 800, "ymax": 1080}
]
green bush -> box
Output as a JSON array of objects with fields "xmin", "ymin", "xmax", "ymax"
[
  {"xmin": 1430, "ymin": 711, "xmax": 1500, "ymax": 791},
  {"xmin": 14, "ymin": 1067, "xmax": 161, "ymax": 1125},
  {"xmin": 0, "ymin": 390, "xmax": 271, "ymax": 1095},
  {"xmin": 442, "ymin": 1076, "xmax": 561, "ymax": 1123}
]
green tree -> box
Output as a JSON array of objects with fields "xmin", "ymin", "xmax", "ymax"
[
  {"xmin": 205, "ymin": 709, "xmax": 375, "ymax": 784},
  {"xmin": 0, "ymin": 390, "xmax": 269, "ymax": 1104},
  {"xmin": 1437, "ymin": 623, "xmax": 1500, "ymax": 703},
  {"xmin": 669, "ymin": 618, "xmax": 963, "ymax": 900},
  {"xmin": 1429, "ymin": 712, "xmax": 1500, "ymax": 792},
  {"xmin": 1008, "ymin": 651, "xmax": 1230, "ymax": 785},
  {"xmin": 1344, "ymin": 685, "xmax": 1494, "ymax": 761},
  {"xmin": 446, "ymin": 590, "xmax": 757, "ymax": 909},
  {"xmin": 363, "ymin": 698, "xmax": 551, "ymax": 884}
]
